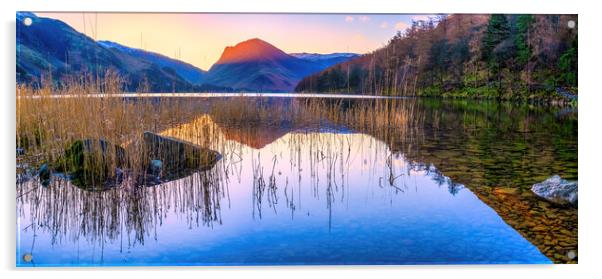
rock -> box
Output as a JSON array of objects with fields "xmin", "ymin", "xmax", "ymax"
[
  {"xmin": 532, "ymin": 226, "xmax": 547, "ymax": 232},
  {"xmin": 81, "ymin": 139, "xmax": 127, "ymax": 166},
  {"xmin": 38, "ymin": 163, "xmax": 51, "ymax": 186},
  {"xmin": 531, "ymin": 175, "xmax": 577, "ymax": 207},
  {"xmin": 149, "ymin": 159, "xmax": 163, "ymax": 176},
  {"xmin": 494, "ymin": 187, "xmax": 519, "ymax": 195},
  {"xmin": 143, "ymin": 132, "xmax": 221, "ymax": 176},
  {"xmin": 55, "ymin": 139, "xmax": 127, "ymax": 190}
]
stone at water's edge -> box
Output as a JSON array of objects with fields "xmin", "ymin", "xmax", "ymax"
[
  {"xmin": 54, "ymin": 139, "xmax": 127, "ymax": 190},
  {"xmin": 38, "ymin": 163, "xmax": 50, "ymax": 187},
  {"xmin": 149, "ymin": 159, "xmax": 163, "ymax": 176},
  {"xmin": 531, "ymin": 175, "xmax": 578, "ymax": 207},
  {"xmin": 143, "ymin": 132, "xmax": 221, "ymax": 175}
]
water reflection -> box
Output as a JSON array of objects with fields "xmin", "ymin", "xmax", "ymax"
[{"xmin": 17, "ymin": 98, "xmax": 577, "ymax": 266}]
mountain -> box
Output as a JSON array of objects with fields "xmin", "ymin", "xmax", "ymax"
[
  {"xmin": 16, "ymin": 13, "xmax": 358, "ymax": 93},
  {"xmin": 295, "ymin": 14, "xmax": 578, "ymax": 99},
  {"xmin": 16, "ymin": 12, "xmax": 223, "ymax": 92},
  {"xmin": 289, "ymin": 52, "xmax": 359, "ymax": 69},
  {"xmin": 202, "ymin": 38, "xmax": 357, "ymax": 92},
  {"xmin": 97, "ymin": 40, "xmax": 206, "ymax": 84}
]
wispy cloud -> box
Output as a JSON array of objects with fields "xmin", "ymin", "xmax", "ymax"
[
  {"xmin": 359, "ymin": 15, "xmax": 370, "ymax": 22},
  {"xmin": 345, "ymin": 16, "xmax": 354, "ymax": 22},
  {"xmin": 379, "ymin": 21, "xmax": 389, "ymax": 29},
  {"xmin": 394, "ymin": 22, "xmax": 409, "ymax": 31}
]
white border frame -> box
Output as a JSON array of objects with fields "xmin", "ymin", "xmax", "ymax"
[{"xmin": 2, "ymin": 1, "xmax": 600, "ymax": 278}]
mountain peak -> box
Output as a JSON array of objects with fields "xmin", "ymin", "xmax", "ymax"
[{"xmin": 214, "ymin": 38, "xmax": 289, "ymax": 65}]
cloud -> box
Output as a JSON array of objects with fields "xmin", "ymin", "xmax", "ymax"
[
  {"xmin": 345, "ymin": 16, "xmax": 354, "ymax": 22},
  {"xmin": 394, "ymin": 22, "xmax": 409, "ymax": 30},
  {"xmin": 359, "ymin": 15, "xmax": 370, "ymax": 22},
  {"xmin": 379, "ymin": 21, "xmax": 389, "ymax": 29}
]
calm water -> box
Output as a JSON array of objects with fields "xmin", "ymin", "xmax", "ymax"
[{"xmin": 16, "ymin": 97, "xmax": 577, "ymax": 266}]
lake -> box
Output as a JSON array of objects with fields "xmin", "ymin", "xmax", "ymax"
[{"xmin": 16, "ymin": 96, "xmax": 577, "ymax": 266}]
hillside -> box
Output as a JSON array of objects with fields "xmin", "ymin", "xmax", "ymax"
[
  {"xmin": 202, "ymin": 38, "xmax": 356, "ymax": 92},
  {"xmin": 16, "ymin": 12, "xmax": 228, "ymax": 92},
  {"xmin": 295, "ymin": 14, "xmax": 578, "ymax": 100},
  {"xmin": 289, "ymin": 52, "xmax": 359, "ymax": 69},
  {"xmin": 97, "ymin": 40, "xmax": 207, "ymax": 85}
]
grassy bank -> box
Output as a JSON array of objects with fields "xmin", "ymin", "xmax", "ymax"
[{"xmin": 416, "ymin": 85, "xmax": 578, "ymax": 106}]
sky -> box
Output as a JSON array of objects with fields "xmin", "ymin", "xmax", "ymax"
[{"xmin": 37, "ymin": 13, "xmax": 435, "ymax": 71}]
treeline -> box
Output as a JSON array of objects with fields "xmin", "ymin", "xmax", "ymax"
[{"xmin": 295, "ymin": 14, "xmax": 578, "ymax": 100}]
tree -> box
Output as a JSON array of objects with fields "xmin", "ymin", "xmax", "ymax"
[
  {"xmin": 482, "ymin": 15, "xmax": 510, "ymax": 89},
  {"xmin": 558, "ymin": 37, "xmax": 577, "ymax": 87},
  {"xmin": 429, "ymin": 39, "xmax": 450, "ymax": 85},
  {"xmin": 515, "ymin": 15, "xmax": 534, "ymax": 66},
  {"xmin": 449, "ymin": 38, "xmax": 470, "ymax": 86}
]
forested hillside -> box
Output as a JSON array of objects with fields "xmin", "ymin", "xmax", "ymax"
[{"xmin": 295, "ymin": 14, "xmax": 578, "ymax": 100}]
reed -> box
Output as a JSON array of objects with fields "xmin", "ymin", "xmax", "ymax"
[
  {"xmin": 16, "ymin": 70, "xmax": 432, "ymax": 248},
  {"xmin": 16, "ymin": 73, "xmax": 426, "ymax": 227},
  {"xmin": 18, "ymin": 73, "xmax": 422, "ymax": 186},
  {"xmin": 17, "ymin": 71, "xmax": 208, "ymax": 188}
]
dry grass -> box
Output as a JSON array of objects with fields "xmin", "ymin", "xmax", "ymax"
[
  {"xmin": 17, "ymin": 72, "xmax": 205, "ymax": 181},
  {"xmin": 16, "ymin": 73, "xmax": 426, "ymax": 246},
  {"xmin": 17, "ymin": 73, "xmax": 421, "ymax": 182}
]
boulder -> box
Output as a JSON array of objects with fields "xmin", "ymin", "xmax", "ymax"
[
  {"xmin": 38, "ymin": 163, "xmax": 51, "ymax": 187},
  {"xmin": 531, "ymin": 175, "xmax": 578, "ymax": 207},
  {"xmin": 149, "ymin": 159, "xmax": 163, "ymax": 176},
  {"xmin": 143, "ymin": 132, "xmax": 221, "ymax": 176},
  {"xmin": 54, "ymin": 139, "xmax": 127, "ymax": 190}
]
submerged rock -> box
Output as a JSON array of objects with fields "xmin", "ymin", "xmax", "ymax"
[
  {"xmin": 143, "ymin": 132, "xmax": 221, "ymax": 176},
  {"xmin": 531, "ymin": 175, "xmax": 578, "ymax": 207}
]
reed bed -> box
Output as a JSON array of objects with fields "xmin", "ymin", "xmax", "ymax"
[
  {"xmin": 18, "ymin": 73, "xmax": 423, "ymax": 183},
  {"xmin": 17, "ymin": 72, "xmax": 427, "ymax": 247},
  {"xmin": 17, "ymin": 72, "xmax": 207, "ymax": 184}
]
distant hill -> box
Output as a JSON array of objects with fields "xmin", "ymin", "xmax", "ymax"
[
  {"xmin": 16, "ymin": 12, "xmax": 230, "ymax": 92},
  {"xmin": 202, "ymin": 38, "xmax": 357, "ymax": 92},
  {"xmin": 295, "ymin": 14, "xmax": 578, "ymax": 99},
  {"xmin": 289, "ymin": 52, "xmax": 359, "ymax": 69},
  {"xmin": 97, "ymin": 40, "xmax": 207, "ymax": 85}
]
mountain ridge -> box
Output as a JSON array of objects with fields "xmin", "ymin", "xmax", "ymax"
[
  {"xmin": 97, "ymin": 40, "xmax": 207, "ymax": 85},
  {"xmin": 16, "ymin": 12, "xmax": 203, "ymax": 92},
  {"xmin": 203, "ymin": 38, "xmax": 358, "ymax": 92},
  {"xmin": 212, "ymin": 38, "xmax": 290, "ymax": 66}
]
